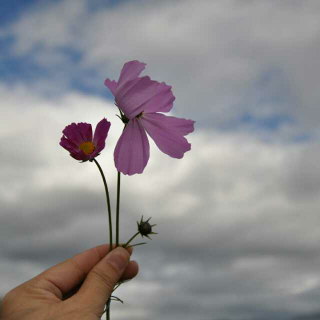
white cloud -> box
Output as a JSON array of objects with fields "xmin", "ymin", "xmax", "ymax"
[{"xmin": 8, "ymin": 0, "xmax": 87, "ymax": 54}]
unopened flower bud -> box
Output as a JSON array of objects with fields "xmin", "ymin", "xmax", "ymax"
[
  {"xmin": 139, "ymin": 221, "xmax": 152, "ymax": 236},
  {"xmin": 137, "ymin": 216, "xmax": 157, "ymax": 239}
]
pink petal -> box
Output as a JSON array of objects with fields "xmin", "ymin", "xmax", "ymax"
[
  {"xmin": 116, "ymin": 60, "xmax": 146, "ymax": 92},
  {"xmin": 62, "ymin": 123, "xmax": 84, "ymax": 146},
  {"xmin": 77, "ymin": 122, "xmax": 93, "ymax": 142},
  {"xmin": 142, "ymin": 82, "xmax": 175, "ymax": 114},
  {"xmin": 70, "ymin": 150, "xmax": 88, "ymax": 161},
  {"xmin": 114, "ymin": 118, "xmax": 150, "ymax": 175},
  {"xmin": 104, "ymin": 78, "xmax": 117, "ymax": 96},
  {"xmin": 140, "ymin": 113, "xmax": 194, "ymax": 159},
  {"xmin": 114, "ymin": 77, "xmax": 141, "ymax": 104},
  {"xmin": 92, "ymin": 118, "xmax": 111, "ymax": 158},
  {"xmin": 60, "ymin": 131, "xmax": 88, "ymax": 161},
  {"xmin": 147, "ymin": 113, "xmax": 195, "ymax": 136},
  {"xmin": 115, "ymin": 76, "xmax": 160, "ymax": 119},
  {"xmin": 60, "ymin": 136, "xmax": 79, "ymax": 153},
  {"xmin": 60, "ymin": 136, "xmax": 88, "ymax": 161}
]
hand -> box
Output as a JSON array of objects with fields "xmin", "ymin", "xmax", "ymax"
[{"xmin": 0, "ymin": 245, "xmax": 139, "ymax": 319}]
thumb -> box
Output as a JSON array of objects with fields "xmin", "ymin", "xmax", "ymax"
[{"xmin": 76, "ymin": 247, "xmax": 130, "ymax": 313}]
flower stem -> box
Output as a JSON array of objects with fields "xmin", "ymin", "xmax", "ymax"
[
  {"xmin": 106, "ymin": 299, "xmax": 111, "ymax": 320},
  {"xmin": 123, "ymin": 232, "xmax": 140, "ymax": 248},
  {"xmin": 93, "ymin": 159, "xmax": 113, "ymax": 251},
  {"xmin": 116, "ymin": 171, "xmax": 121, "ymax": 247}
]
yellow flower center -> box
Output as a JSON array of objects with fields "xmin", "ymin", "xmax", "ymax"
[{"xmin": 79, "ymin": 141, "xmax": 95, "ymax": 155}]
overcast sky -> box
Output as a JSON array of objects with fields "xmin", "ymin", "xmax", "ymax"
[{"xmin": 1, "ymin": 1, "xmax": 320, "ymax": 319}]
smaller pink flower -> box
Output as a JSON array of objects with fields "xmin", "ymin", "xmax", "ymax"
[{"xmin": 60, "ymin": 118, "xmax": 111, "ymax": 162}]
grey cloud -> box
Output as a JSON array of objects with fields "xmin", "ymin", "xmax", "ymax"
[{"xmin": 281, "ymin": 142, "xmax": 320, "ymax": 201}]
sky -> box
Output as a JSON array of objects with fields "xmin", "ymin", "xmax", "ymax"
[{"xmin": 1, "ymin": 0, "xmax": 320, "ymax": 319}]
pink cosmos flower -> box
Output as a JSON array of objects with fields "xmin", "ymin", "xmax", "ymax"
[
  {"xmin": 60, "ymin": 118, "xmax": 111, "ymax": 162},
  {"xmin": 105, "ymin": 60, "xmax": 195, "ymax": 175}
]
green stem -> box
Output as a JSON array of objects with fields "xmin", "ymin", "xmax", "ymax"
[
  {"xmin": 123, "ymin": 232, "xmax": 140, "ymax": 248},
  {"xmin": 93, "ymin": 159, "xmax": 113, "ymax": 251},
  {"xmin": 107, "ymin": 300, "xmax": 110, "ymax": 320},
  {"xmin": 127, "ymin": 242, "xmax": 147, "ymax": 247},
  {"xmin": 102, "ymin": 299, "xmax": 111, "ymax": 318},
  {"xmin": 116, "ymin": 171, "xmax": 121, "ymax": 247}
]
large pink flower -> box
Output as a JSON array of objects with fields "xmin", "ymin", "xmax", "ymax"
[
  {"xmin": 60, "ymin": 118, "xmax": 111, "ymax": 162},
  {"xmin": 105, "ymin": 60, "xmax": 195, "ymax": 175}
]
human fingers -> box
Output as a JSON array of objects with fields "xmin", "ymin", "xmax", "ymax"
[
  {"xmin": 35, "ymin": 244, "xmax": 132, "ymax": 299},
  {"xmin": 62, "ymin": 260, "xmax": 138, "ymax": 300},
  {"xmin": 75, "ymin": 247, "xmax": 131, "ymax": 316},
  {"xmin": 121, "ymin": 260, "xmax": 139, "ymax": 281}
]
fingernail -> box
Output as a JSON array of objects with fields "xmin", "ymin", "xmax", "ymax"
[{"xmin": 106, "ymin": 247, "xmax": 129, "ymax": 271}]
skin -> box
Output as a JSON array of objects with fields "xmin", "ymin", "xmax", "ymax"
[{"xmin": 0, "ymin": 245, "xmax": 139, "ymax": 320}]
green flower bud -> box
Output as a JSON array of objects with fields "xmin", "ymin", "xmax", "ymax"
[{"xmin": 137, "ymin": 216, "xmax": 157, "ymax": 239}]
